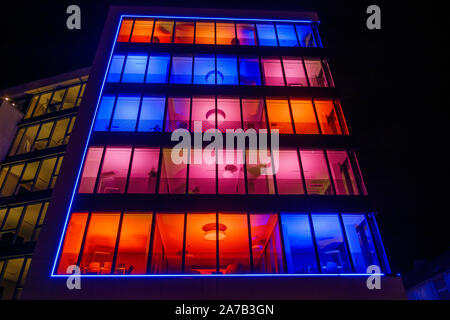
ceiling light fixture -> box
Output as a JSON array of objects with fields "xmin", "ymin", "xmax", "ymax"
[
  {"xmin": 205, "ymin": 108, "xmax": 226, "ymax": 125},
  {"xmin": 202, "ymin": 223, "xmax": 227, "ymax": 241}
]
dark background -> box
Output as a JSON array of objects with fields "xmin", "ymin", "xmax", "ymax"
[{"xmin": 0, "ymin": 0, "xmax": 448, "ymax": 279}]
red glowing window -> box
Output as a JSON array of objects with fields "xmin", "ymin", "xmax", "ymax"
[
  {"xmin": 130, "ymin": 19, "xmax": 154, "ymax": 43},
  {"xmin": 290, "ymin": 99, "xmax": 319, "ymax": 134},
  {"xmin": 218, "ymin": 149, "xmax": 245, "ymax": 194},
  {"xmin": 282, "ymin": 57, "xmax": 308, "ymax": 87},
  {"xmin": 326, "ymin": 150, "xmax": 359, "ymax": 195},
  {"xmin": 242, "ymin": 98, "xmax": 267, "ymax": 131},
  {"xmin": 216, "ymin": 22, "xmax": 236, "ymax": 45},
  {"xmin": 115, "ymin": 213, "xmax": 153, "ymax": 274},
  {"xmin": 314, "ymin": 100, "xmax": 343, "ymax": 135},
  {"xmin": 174, "ymin": 21, "xmax": 194, "ymax": 44},
  {"xmin": 217, "ymin": 97, "xmax": 241, "ymax": 132},
  {"xmin": 78, "ymin": 147, "xmax": 104, "ymax": 193},
  {"xmin": 152, "ymin": 20, "xmax": 174, "ymax": 43},
  {"xmin": 96, "ymin": 147, "xmax": 132, "ymax": 194},
  {"xmin": 188, "ymin": 149, "xmax": 216, "ymax": 194},
  {"xmin": 79, "ymin": 213, "xmax": 120, "ymax": 274},
  {"xmin": 300, "ymin": 150, "xmax": 333, "ymax": 195},
  {"xmin": 195, "ymin": 22, "xmax": 215, "ymax": 44},
  {"xmin": 127, "ymin": 148, "xmax": 160, "ymax": 194},
  {"xmin": 165, "ymin": 97, "xmax": 190, "ymax": 132},
  {"xmin": 117, "ymin": 19, "xmax": 133, "ymax": 42},
  {"xmin": 275, "ymin": 150, "xmax": 304, "ymax": 194},
  {"xmin": 246, "ymin": 150, "xmax": 275, "ymax": 194},
  {"xmin": 261, "ymin": 58, "xmax": 285, "ymax": 86},
  {"xmin": 266, "ymin": 98, "xmax": 294, "ymax": 133},
  {"xmin": 57, "ymin": 212, "xmax": 88, "ymax": 274},
  {"xmin": 159, "ymin": 148, "xmax": 187, "ymax": 194},
  {"xmin": 191, "ymin": 97, "xmax": 216, "ymax": 132}
]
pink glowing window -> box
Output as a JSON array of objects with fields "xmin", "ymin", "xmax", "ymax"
[
  {"xmin": 191, "ymin": 97, "xmax": 216, "ymax": 132},
  {"xmin": 96, "ymin": 147, "xmax": 132, "ymax": 194},
  {"xmin": 326, "ymin": 150, "xmax": 359, "ymax": 195},
  {"xmin": 282, "ymin": 57, "xmax": 308, "ymax": 87},
  {"xmin": 217, "ymin": 97, "xmax": 241, "ymax": 132},
  {"xmin": 304, "ymin": 58, "xmax": 328, "ymax": 87},
  {"xmin": 218, "ymin": 149, "xmax": 245, "ymax": 194},
  {"xmin": 188, "ymin": 149, "xmax": 216, "ymax": 194},
  {"xmin": 242, "ymin": 98, "xmax": 267, "ymax": 131},
  {"xmin": 299, "ymin": 150, "xmax": 333, "ymax": 195},
  {"xmin": 115, "ymin": 213, "xmax": 153, "ymax": 274},
  {"xmin": 152, "ymin": 20, "xmax": 174, "ymax": 43},
  {"xmin": 261, "ymin": 58, "xmax": 285, "ymax": 86},
  {"xmin": 266, "ymin": 98, "xmax": 294, "ymax": 134},
  {"xmin": 130, "ymin": 19, "xmax": 154, "ymax": 43},
  {"xmin": 314, "ymin": 100, "xmax": 343, "ymax": 135},
  {"xmin": 165, "ymin": 97, "xmax": 190, "ymax": 132},
  {"xmin": 117, "ymin": 19, "xmax": 133, "ymax": 42},
  {"xmin": 275, "ymin": 150, "xmax": 304, "ymax": 194},
  {"xmin": 159, "ymin": 148, "xmax": 187, "ymax": 194},
  {"xmin": 290, "ymin": 99, "xmax": 319, "ymax": 134},
  {"xmin": 127, "ymin": 148, "xmax": 160, "ymax": 194},
  {"xmin": 246, "ymin": 150, "xmax": 275, "ymax": 194},
  {"xmin": 78, "ymin": 147, "xmax": 104, "ymax": 193}
]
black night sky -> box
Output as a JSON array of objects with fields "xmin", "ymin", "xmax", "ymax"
[{"xmin": 0, "ymin": 1, "xmax": 448, "ymax": 278}]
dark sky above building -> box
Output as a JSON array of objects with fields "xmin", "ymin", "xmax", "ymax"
[{"xmin": 0, "ymin": 1, "xmax": 448, "ymax": 275}]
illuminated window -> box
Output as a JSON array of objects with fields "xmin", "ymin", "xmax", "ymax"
[
  {"xmin": 304, "ymin": 58, "xmax": 328, "ymax": 87},
  {"xmin": 94, "ymin": 95, "xmax": 116, "ymax": 131},
  {"xmin": 236, "ymin": 24, "xmax": 257, "ymax": 45},
  {"xmin": 296, "ymin": 24, "xmax": 317, "ymax": 47},
  {"xmin": 110, "ymin": 95, "xmax": 140, "ymax": 131},
  {"xmin": 62, "ymin": 85, "xmax": 81, "ymax": 110},
  {"xmin": 145, "ymin": 53, "xmax": 170, "ymax": 83},
  {"xmin": 0, "ymin": 258, "xmax": 26, "ymax": 299},
  {"xmin": 256, "ymin": 24, "xmax": 277, "ymax": 46},
  {"xmin": 299, "ymin": 150, "xmax": 333, "ymax": 195},
  {"xmin": 174, "ymin": 21, "xmax": 194, "ymax": 44},
  {"xmin": 217, "ymin": 97, "xmax": 241, "ymax": 132},
  {"xmin": 188, "ymin": 149, "xmax": 216, "ymax": 194},
  {"xmin": 326, "ymin": 150, "xmax": 359, "ymax": 195},
  {"xmin": 194, "ymin": 54, "xmax": 216, "ymax": 85},
  {"xmin": 130, "ymin": 19, "xmax": 154, "ymax": 43},
  {"xmin": 261, "ymin": 58, "xmax": 285, "ymax": 86},
  {"xmin": 282, "ymin": 57, "xmax": 308, "ymax": 87},
  {"xmin": 17, "ymin": 203, "xmax": 42, "ymax": 242},
  {"xmin": 216, "ymin": 55, "xmax": 238, "ymax": 85},
  {"xmin": 0, "ymin": 164, "xmax": 24, "ymax": 197},
  {"xmin": 118, "ymin": 19, "xmax": 133, "ymax": 42},
  {"xmin": 314, "ymin": 100, "xmax": 342, "ymax": 135},
  {"xmin": 24, "ymin": 95, "xmax": 39, "ymax": 119},
  {"xmin": 290, "ymin": 99, "xmax": 319, "ymax": 134},
  {"xmin": 32, "ymin": 92, "xmax": 52, "ymax": 117},
  {"xmin": 276, "ymin": 24, "xmax": 298, "ymax": 47},
  {"xmin": 191, "ymin": 96, "xmax": 216, "ymax": 132},
  {"xmin": 242, "ymin": 98, "xmax": 266, "ymax": 131},
  {"xmin": 127, "ymin": 148, "xmax": 160, "ymax": 194},
  {"xmin": 137, "ymin": 96, "xmax": 165, "ymax": 132},
  {"xmin": 159, "ymin": 148, "xmax": 187, "ymax": 194},
  {"xmin": 170, "ymin": 55, "xmax": 193, "ymax": 84},
  {"xmin": 266, "ymin": 98, "xmax": 293, "ymax": 133},
  {"xmin": 218, "ymin": 149, "xmax": 245, "ymax": 194},
  {"xmin": 33, "ymin": 122, "xmax": 53, "ymax": 151},
  {"xmin": 216, "ymin": 22, "xmax": 236, "ymax": 45},
  {"xmin": 275, "ymin": 150, "xmax": 304, "ymax": 194},
  {"xmin": 239, "ymin": 57, "xmax": 261, "ymax": 85},
  {"xmin": 2, "ymin": 206, "xmax": 23, "ymax": 231},
  {"xmin": 165, "ymin": 97, "xmax": 190, "ymax": 132},
  {"xmin": 34, "ymin": 157, "xmax": 57, "ymax": 191},
  {"xmin": 78, "ymin": 147, "xmax": 103, "ymax": 193},
  {"xmin": 107, "ymin": 55, "xmax": 125, "ymax": 82},
  {"xmin": 96, "ymin": 147, "xmax": 132, "ymax": 194},
  {"xmin": 122, "ymin": 54, "xmax": 148, "ymax": 83},
  {"xmin": 152, "ymin": 20, "xmax": 174, "ymax": 43},
  {"xmin": 48, "ymin": 118, "xmax": 70, "ymax": 148},
  {"xmin": 195, "ymin": 22, "xmax": 215, "ymax": 44},
  {"xmin": 16, "ymin": 161, "xmax": 39, "ymax": 194},
  {"xmin": 246, "ymin": 150, "xmax": 275, "ymax": 194}
]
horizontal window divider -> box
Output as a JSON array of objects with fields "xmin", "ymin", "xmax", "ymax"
[
  {"xmin": 73, "ymin": 194, "xmax": 372, "ymax": 213},
  {"xmin": 0, "ymin": 246, "xmax": 36, "ymax": 259},
  {"xmin": 1, "ymin": 147, "xmax": 66, "ymax": 167},
  {"xmin": 18, "ymin": 108, "xmax": 79, "ymax": 127},
  {"xmin": 0, "ymin": 190, "xmax": 53, "ymax": 207}
]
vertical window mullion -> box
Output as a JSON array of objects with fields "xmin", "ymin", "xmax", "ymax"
[
  {"xmin": 240, "ymin": 98, "xmax": 249, "ymax": 195},
  {"xmin": 286, "ymin": 97, "xmax": 296, "ymax": 134},
  {"xmin": 338, "ymin": 213, "xmax": 356, "ymax": 273},
  {"xmin": 262, "ymin": 97, "xmax": 278, "ymax": 195},
  {"xmin": 216, "ymin": 210, "xmax": 219, "ymax": 274},
  {"xmin": 322, "ymin": 149, "xmax": 337, "ymax": 195},
  {"xmin": 134, "ymin": 94, "xmax": 144, "ymax": 132},
  {"xmin": 106, "ymin": 95, "xmax": 119, "ymax": 132},
  {"xmin": 310, "ymin": 99, "xmax": 323, "ymax": 135},
  {"xmin": 118, "ymin": 53, "xmax": 128, "ymax": 83},
  {"xmin": 308, "ymin": 213, "xmax": 322, "ymax": 273},
  {"xmin": 111, "ymin": 211, "xmax": 124, "ymax": 275},
  {"xmin": 0, "ymin": 166, "xmax": 12, "ymax": 193},
  {"xmin": 145, "ymin": 211, "xmax": 157, "ymax": 274},
  {"xmin": 273, "ymin": 22, "xmax": 280, "ymax": 47},
  {"xmin": 181, "ymin": 212, "xmax": 187, "ymax": 273},
  {"xmin": 128, "ymin": 19, "xmax": 136, "ymax": 42},
  {"xmin": 277, "ymin": 213, "xmax": 288, "ymax": 273},
  {"xmin": 365, "ymin": 213, "xmax": 388, "ymax": 273},
  {"xmin": 296, "ymin": 148, "xmax": 308, "ymax": 195},
  {"xmin": 76, "ymin": 212, "xmax": 92, "ymax": 268},
  {"xmin": 12, "ymin": 206, "xmax": 26, "ymax": 244},
  {"xmin": 124, "ymin": 146, "xmax": 136, "ymax": 194},
  {"xmin": 45, "ymin": 121, "xmax": 57, "ymax": 150},
  {"xmin": 301, "ymin": 57, "xmax": 311, "ymax": 87},
  {"xmin": 247, "ymin": 213, "xmax": 254, "ymax": 272},
  {"xmin": 92, "ymin": 146, "xmax": 107, "ymax": 194},
  {"xmin": 30, "ymin": 202, "xmax": 46, "ymax": 241},
  {"xmin": 13, "ymin": 162, "xmax": 28, "ymax": 195},
  {"xmin": 155, "ymin": 146, "xmax": 164, "ymax": 194}
]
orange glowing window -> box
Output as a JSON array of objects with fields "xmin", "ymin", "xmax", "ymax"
[
  {"xmin": 115, "ymin": 213, "xmax": 153, "ymax": 274},
  {"xmin": 265, "ymin": 98, "xmax": 294, "ymax": 133},
  {"xmin": 314, "ymin": 100, "xmax": 343, "ymax": 135},
  {"xmin": 57, "ymin": 213, "xmax": 88, "ymax": 274},
  {"xmin": 289, "ymin": 99, "xmax": 319, "ymax": 134},
  {"xmin": 216, "ymin": 23, "xmax": 236, "ymax": 45},
  {"xmin": 130, "ymin": 19, "xmax": 154, "ymax": 43},
  {"xmin": 117, "ymin": 19, "xmax": 133, "ymax": 42},
  {"xmin": 195, "ymin": 22, "xmax": 215, "ymax": 44},
  {"xmin": 174, "ymin": 21, "xmax": 194, "ymax": 44},
  {"xmin": 152, "ymin": 20, "xmax": 174, "ymax": 43},
  {"xmin": 79, "ymin": 213, "xmax": 120, "ymax": 274}
]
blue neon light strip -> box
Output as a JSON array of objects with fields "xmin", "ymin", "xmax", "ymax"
[{"xmin": 52, "ymin": 273, "xmax": 385, "ymax": 278}]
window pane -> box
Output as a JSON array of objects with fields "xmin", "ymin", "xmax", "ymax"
[
  {"xmin": 62, "ymin": 85, "xmax": 81, "ymax": 110},
  {"xmin": 34, "ymin": 157, "xmax": 57, "ymax": 191},
  {"xmin": 33, "ymin": 92, "xmax": 52, "ymax": 117},
  {"xmin": 138, "ymin": 96, "xmax": 165, "ymax": 132},
  {"xmin": 290, "ymin": 99, "xmax": 319, "ymax": 134},
  {"xmin": 145, "ymin": 54, "xmax": 170, "ymax": 83},
  {"xmin": 33, "ymin": 122, "xmax": 53, "ymax": 151},
  {"xmin": 122, "ymin": 54, "xmax": 148, "ymax": 83},
  {"xmin": 3, "ymin": 206, "xmax": 23, "ymax": 230},
  {"xmin": 276, "ymin": 24, "xmax": 298, "ymax": 47},
  {"xmin": 326, "ymin": 150, "xmax": 359, "ymax": 195},
  {"xmin": 48, "ymin": 89, "xmax": 65, "ymax": 113},
  {"xmin": 79, "ymin": 147, "xmax": 103, "ymax": 193},
  {"xmin": 17, "ymin": 203, "xmax": 42, "ymax": 242},
  {"xmin": 296, "ymin": 24, "xmax": 317, "ymax": 47},
  {"xmin": 174, "ymin": 21, "xmax": 194, "ymax": 44},
  {"xmin": 275, "ymin": 150, "xmax": 304, "ymax": 194},
  {"xmin": 246, "ymin": 150, "xmax": 275, "ymax": 194},
  {"xmin": 342, "ymin": 214, "xmax": 380, "ymax": 272},
  {"xmin": 0, "ymin": 258, "xmax": 25, "ymax": 300},
  {"xmin": 107, "ymin": 55, "xmax": 125, "ymax": 82},
  {"xmin": 256, "ymin": 24, "xmax": 277, "ymax": 46},
  {"xmin": 57, "ymin": 212, "xmax": 88, "ymax": 274},
  {"xmin": 94, "ymin": 95, "xmax": 115, "ymax": 131},
  {"xmin": 116, "ymin": 213, "xmax": 153, "ymax": 274},
  {"xmin": 110, "ymin": 95, "xmax": 140, "ymax": 131},
  {"xmin": 250, "ymin": 214, "xmax": 284, "ymax": 273},
  {"xmin": 75, "ymin": 84, "xmax": 85, "ymax": 107},
  {"xmin": 0, "ymin": 167, "xmax": 8, "ymax": 190},
  {"xmin": 218, "ymin": 149, "xmax": 245, "ymax": 194},
  {"xmin": 237, "ymin": 24, "xmax": 256, "ymax": 45},
  {"xmin": 217, "ymin": 97, "xmax": 241, "ymax": 131},
  {"xmin": 311, "ymin": 214, "xmax": 352, "ymax": 273},
  {"xmin": 165, "ymin": 97, "xmax": 190, "ymax": 132},
  {"xmin": 17, "ymin": 125, "xmax": 39, "ymax": 154},
  {"xmin": 127, "ymin": 148, "xmax": 160, "ymax": 194},
  {"xmin": 282, "ymin": 57, "xmax": 308, "ymax": 87},
  {"xmin": 304, "ymin": 58, "xmax": 328, "ymax": 87},
  {"xmin": 261, "ymin": 58, "xmax": 285, "ymax": 86},
  {"xmin": 159, "ymin": 148, "xmax": 187, "ymax": 194},
  {"xmin": 219, "ymin": 213, "xmax": 250, "ymax": 273},
  {"xmin": 314, "ymin": 100, "xmax": 342, "ymax": 135},
  {"xmin": 9, "ymin": 128, "xmax": 25, "ymax": 156},
  {"xmin": 130, "ymin": 19, "xmax": 154, "ymax": 43},
  {"xmin": 0, "ymin": 208, "xmax": 6, "ymax": 227},
  {"xmin": 16, "ymin": 161, "xmax": 39, "ymax": 194},
  {"xmin": 1, "ymin": 164, "xmax": 24, "ymax": 197},
  {"xmin": 195, "ymin": 22, "xmax": 215, "ymax": 44},
  {"xmin": 239, "ymin": 57, "xmax": 261, "ymax": 85},
  {"xmin": 242, "ymin": 98, "xmax": 266, "ymax": 131},
  {"xmin": 194, "ymin": 54, "xmax": 216, "ymax": 85},
  {"xmin": 216, "ymin": 54, "xmax": 238, "ymax": 85},
  {"xmin": 216, "ymin": 22, "xmax": 236, "ymax": 45},
  {"xmin": 191, "ymin": 96, "xmax": 216, "ymax": 132},
  {"xmin": 299, "ymin": 150, "xmax": 333, "ymax": 195},
  {"xmin": 185, "ymin": 213, "xmax": 217, "ymax": 274},
  {"xmin": 118, "ymin": 19, "xmax": 133, "ymax": 42},
  {"xmin": 80, "ymin": 213, "xmax": 121, "ymax": 274},
  {"xmin": 152, "ymin": 20, "xmax": 174, "ymax": 43},
  {"xmin": 188, "ymin": 149, "xmax": 216, "ymax": 194},
  {"xmin": 170, "ymin": 55, "xmax": 193, "ymax": 84},
  {"xmin": 266, "ymin": 98, "xmax": 293, "ymax": 133},
  {"xmin": 49, "ymin": 118, "xmax": 70, "ymax": 147},
  {"xmin": 97, "ymin": 147, "xmax": 132, "ymax": 194},
  {"xmin": 281, "ymin": 213, "xmax": 318, "ymax": 273},
  {"xmin": 24, "ymin": 95, "xmax": 39, "ymax": 119},
  {"xmin": 151, "ymin": 213, "xmax": 184, "ymax": 274}
]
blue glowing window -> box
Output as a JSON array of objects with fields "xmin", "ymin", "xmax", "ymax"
[
  {"xmin": 170, "ymin": 55, "xmax": 193, "ymax": 84},
  {"xmin": 276, "ymin": 24, "xmax": 298, "ymax": 47},
  {"xmin": 281, "ymin": 214, "xmax": 318, "ymax": 274},
  {"xmin": 110, "ymin": 95, "xmax": 141, "ymax": 131},
  {"xmin": 146, "ymin": 54, "xmax": 170, "ymax": 83},
  {"xmin": 256, "ymin": 24, "xmax": 278, "ymax": 46},
  {"xmin": 94, "ymin": 95, "xmax": 116, "ymax": 131},
  {"xmin": 122, "ymin": 54, "xmax": 148, "ymax": 83},
  {"xmin": 296, "ymin": 24, "xmax": 317, "ymax": 48},
  {"xmin": 239, "ymin": 57, "xmax": 261, "ymax": 85},
  {"xmin": 138, "ymin": 96, "xmax": 166, "ymax": 132},
  {"xmin": 237, "ymin": 24, "xmax": 257, "ymax": 45},
  {"xmin": 193, "ymin": 54, "xmax": 216, "ymax": 85},
  {"xmin": 311, "ymin": 214, "xmax": 352, "ymax": 273},
  {"xmin": 107, "ymin": 55, "xmax": 125, "ymax": 82},
  {"xmin": 216, "ymin": 55, "xmax": 238, "ymax": 85}
]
